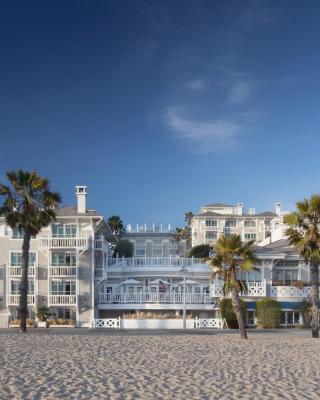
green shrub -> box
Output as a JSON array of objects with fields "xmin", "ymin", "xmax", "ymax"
[
  {"xmin": 188, "ymin": 244, "xmax": 211, "ymax": 258},
  {"xmin": 220, "ymin": 298, "xmax": 247, "ymax": 329},
  {"xmin": 299, "ymin": 299, "xmax": 311, "ymax": 328},
  {"xmin": 256, "ymin": 298, "xmax": 281, "ymax": 328}
]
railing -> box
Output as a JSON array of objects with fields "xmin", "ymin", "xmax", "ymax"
[
  {"xmin": 48, "ymin": 295, "xmax": 77, "ymax": 305},
  {"xmin": 9, "ymin": 266, "xmax": 35, "ymax": 277},
  {"xmin": 211, "ymin": 280, "xmax": 266, "ymax": 297},
  {"xmin": 271, "ymin": 286, "xmax": 312, "ymax": 298},
  {"xmin": 49, "ymin": 266, "xmax": 77, "ymax": 277},
  {"xmin": 99, "ymin": 292, "xmax": 213, "ymax": 304},
  {"xmin": 94, "ymin": 318, "xmax": 120, "ymax": 329},
  {"xmin": 39, "ymin": 234, "xmax": 89, "ymax": 249},
  {"xmin": 8, "ymin": 295, "xmax": 35, "ymax": 305},
  {"xmin": 107, "ymin": 257, "xmax": 208, "ymax": 268}
]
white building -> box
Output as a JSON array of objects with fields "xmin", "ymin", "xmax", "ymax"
[{"xmin": 191, "ymin": 202, "xmax": 286, "ymax": 247}]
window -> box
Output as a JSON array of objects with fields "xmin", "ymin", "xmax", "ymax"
[
  {"xmin": 205, "ymin": 219, "xmax": 217, "ymax": 227},
  {"xmin": 10, "ymin": 252, "xmax": 36, "ymax": 266},
  {"xmin": 135, "ymin": 242, "xmax": 146, "ymax": 256},
  {"xmin": 281, "ymin": 311, "xmax": 299, "ymax": 326},
  {"xmin": 273, "ymin": 269, "xmax": 299, "ymax": 285},
  {"xmin": 152, "ymin": 240, "xmax": 163, "ymax": 257},
  {"xmin": 244, "ymin": 220, "xmax": 256, "ymax": 227},
  {"xmin": 51, "ymin": 252, "xmax": 76, "ymax": 266},
  {"xmin": 52, "ymin": 224, "xmax": 76, "ymax": 237},
  {"xmin": 12, "ymin": 227, "xmax": 24, "ymax": 239},
  {"xmin": 206, "ymin": 232, "xmax": 217, "ymax": 240},
  {"xmin": 10, "ymin": 280, "xmax": 34, "ymax": 294},
  {"xmin": 51, "ymin": 281, "xmax": 76, "ymax": 295},
  {"xmin": 239, "ymin": 269, "xmax": 262, "ymax": 282},
  {"xmin": 225, "ymin": 219, "xmax": 236, "ymax": 227},
  {"xmin": 244, "ymin": 233, "xmax": 256, "ymax": 241}
]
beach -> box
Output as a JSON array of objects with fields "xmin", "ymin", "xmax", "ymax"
[{"xmin": 0, "ymin": 330, "xmax": 319, "ymax": 399}]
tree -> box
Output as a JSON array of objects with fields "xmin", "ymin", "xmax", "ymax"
[
  {"xmin": 113, "ymin": 240, "xmax": 133, "ymax": 258},
  {"xmin": 256, "ymin": 298, "xmax": 281, "ymax": 328},
  {"xmin": 184, "ymin": 211, "xmax": 194, "ymax": 227},
  {"xmin": 284, "ymin": 195, "xmax": 320, "ymax": 338},
  {"xmin": 0, "ymin": 170, "xmax": 61, "ymax": 333},
  {"xmin": 189, "ymin": 244, "xmax": 211, "ymax": 258},
  {"xmin": 220, "ymin": 298, "xmax": 247, "ymax": 329},
  {"xmin": 107, "ymin": 215, "xmax": 124, "ymax": 237},
  {"xmin": 207, "ymin": 234, "xmax": 257, "ymax": 339}
]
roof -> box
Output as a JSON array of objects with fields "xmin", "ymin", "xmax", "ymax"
[
  {"xmin": 255, "ymin": 239, "xmax": 298, "ymax": 257},
  {"xmin": 197, "ymin": 211, "xmax": 277, "ymax": 218},
  {"xmin": 203, "ymin": 203, "xmax": 234, "ymax": 208},
  {"xmin": 123, "ymin": 232, "xmax": 176, "ymax": 239},
  {"xmin": 54, "ymin": 206, "xmax": 102, "ymax": 217}
]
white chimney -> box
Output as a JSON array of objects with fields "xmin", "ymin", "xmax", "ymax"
[
  {"xmin": 275, "ymin": 203, "xmax": 281, "ymax": 215},
  {"xmin": 75, "ymin": 186, "xmax": 87, "ymax": 213},
  {"xmin": 237, "ymin": 203, "xmax": 243, "ymax": 216},
  {"xmin": 248, "ymin": 208, "xmax": 255, "ymax": 215}
]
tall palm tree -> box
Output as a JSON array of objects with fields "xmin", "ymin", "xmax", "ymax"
[
  {"xmin": 0, "ymin": 170, "xmax": 61, "ymax": 333},
  {"xmin": 184, "ymin": 211, "xmax": 194, "ymax": 227},
  {"xmin": 284, "ymin": 195, "xmax": 320, "ymax": 338},
  {"xmin": 207, "ymin": 234, "xmax": 257, "ymax": 339},
  {"xmin": 107, "ymin": 215, "xmax": 124, "ymax": 237}
]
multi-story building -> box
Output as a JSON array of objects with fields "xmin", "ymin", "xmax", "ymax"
[
  {"xmin": 0, "ymin": 193, "xmax": 315, "ymax": 329},
  {"xmin": 0, "ymin": 186, "xmax": 116, "ymax": 328},
  {"xmin": 191, "ymin": 202, "xmax": 285, "ymax": 247}
]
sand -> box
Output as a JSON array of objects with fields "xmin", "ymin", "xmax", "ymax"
[{"xmin": 0, "ymin": 330, "xmax": 319, "ymax": 399}]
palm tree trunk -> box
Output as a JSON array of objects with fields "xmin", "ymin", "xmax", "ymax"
[
  {"xmin": 19, "ymin": 229, "xmax": 31, "ymax": 333},
  {"xmin": 231, "ymin": 289, "xmax": 247, "ymax": 339},
  {"xmin": 310, "ymin": 261, "xmax": 319, "ymax": 338}
]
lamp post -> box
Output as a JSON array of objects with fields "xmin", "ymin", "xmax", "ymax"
[{"xmin": 180, "ymin": 264, "xmax": 188, "ymax": 332}]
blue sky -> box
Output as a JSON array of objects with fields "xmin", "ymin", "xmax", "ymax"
[{"xmin": 1, "ymin": 0, "xmax": 320, "ymax": 228}]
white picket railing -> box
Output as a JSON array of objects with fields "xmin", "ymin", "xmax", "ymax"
[
  {"xmin": 49, "ymin": 266, "xmax": 77, "ymax": 277},
  {"xmin": 211, "ymin": 280, "xmax": 266, "ymax": 297},
  {"xmin": 39, "ymin": 234, "xmax": 89, "ymax": 249},
  {"xmin": 9, "ymin": 266, "xmax": 35, "ymax": 277},
  {"xmin": 92, "ymin": 317, "xmax": 223, "ymax": 330},
  {"xmin": 8, "ymin": 295, "xmax": 35, "ymax": 305},
  {"xmin": 99, "ymin": 292, "xmax": 213, "ymax": 304},
  {"xmin": 271, "ymin": 286, "xmax": 312, "ymax": 298},
  {"xmin": 107, "ymin": 257, "xmax": 208, "ymax": 268},
  {"xmin": 48, "ymin": 295, "xmax": 77, "ymax": 305}
]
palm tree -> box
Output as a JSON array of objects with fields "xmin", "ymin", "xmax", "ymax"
[
  {"xmin": 107, "ymin": 215, "xmax": 124, "ymax": 237},
  {"xmin": 207, "ymin": 234, "xmax": 257, "ymax": 339},
  {"xmin": 184, "ymin": 211, "xmax": 194, "ymax": 227},
  {"xmin": 0, "ymin": 170, "xmax": 61, "ymax": 333},
  {"xmin": 284, "ymin": 195, "xmax": 320, "ymax": 338}
]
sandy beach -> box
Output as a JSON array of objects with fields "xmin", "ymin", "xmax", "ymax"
[{"xmin": 0, "ymin": 330, "xmax": 319, "ymax": 400}]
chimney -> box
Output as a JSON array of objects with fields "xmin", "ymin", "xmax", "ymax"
[
  {"xmin": 248, "ymin": 208, "xmax": 255, "ymax": 215},
  {"xmin": 275, "ymin": 202, "xmax": 281, "ymax": 216},
  {"xmin": 237, "ymin": 203, "xmax": 243, "ymax": 216},
  {"xmin": 75, "ymin": 186, "xmax": 87, "ymax": 213}
]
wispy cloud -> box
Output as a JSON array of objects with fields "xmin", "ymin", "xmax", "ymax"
[
  {"xmin": 229, "ymin": 80, "xmax": 252, "ymax": 103},
  {"xmin": 165, "ymin": 107, "xmax": 242, "ymax": 153},
  {"xmin": 184, "ymin": 79, "xmax": 207, "ymax": 91}
]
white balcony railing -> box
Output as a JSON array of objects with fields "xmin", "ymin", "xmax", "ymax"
[
  {"xmin": 107, "ymin": 257, "xmax": 208, "ymax": 268},
  {"xmin": 39, "ymin": 234, "xmax": 89, "ymax": 249},
  {"xmin": 48, "ymin": 295, "xmax": 77, "ymax": 305},
  {"xmin": 9, "ymin": 266, "xmax": 35, "ymax": 277},
  {"xmin": 271, "ymin": 286, "xmax": 313, "ymax": 298},
  {"xmin": 99, "ymin": 292, "xmax": 213, "ymax": 304},
  {"xmin": 211, "ymin": 280, "xmax": 266, "ymax": 297},
  {"xmin": 8, "ymin": 295, "xmax": 35, "ymax": 305},
  {"xmin": 49, "ymin": 266, "xmax": 77, "ymax": 277}
]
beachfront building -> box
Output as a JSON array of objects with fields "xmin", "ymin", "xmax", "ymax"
[
  {"xmin": 98, "ymin": 238, "xmax": 312, "ymax": 327},
  {"xmin": 0, "ymin": 186, "xmax": 116, "ymax": 328},
  {"xmin": 191, "ymin": 202, "xmax": 286, "ymax": 247}
]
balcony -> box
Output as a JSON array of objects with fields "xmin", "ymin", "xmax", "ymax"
[
  {"xmin": 39, "ymin": 234, "xmax": 89, "ymax": 249},
  {"xmin": 99, "ymin": 292, "xmax": 213, "ymax": 304},
  {"xmin": 107, "ymin": 257, "xmax": 208, "ymax": 268},
  {"xmin": 8, "ymin": 295, "xmax": 35, "ymax": 305},
  {"xmin": 49, "ymin": 266, "xmax": 77, "ymax": 277},
  {"xmin": 211, "ymin": 280, "xmax": 266, "ymax": 297},
  {"xmin": 271, "ymin": 286, "xmax": 313, "ymax": 298},
  {"xmin": 9, "ymin": 266, "xmax": 35, "ymax": 277},
  {"xmin": 48, "ymin": 295, "xmax": 77, "ymax": 305}
]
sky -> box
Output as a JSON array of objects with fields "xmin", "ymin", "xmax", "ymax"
[{"xmin": 1, "ymin": 0, "xmax": 320, "ymax": 228}]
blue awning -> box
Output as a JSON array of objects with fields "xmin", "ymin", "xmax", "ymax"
[{"xmin": 244, "ymin": 301, "xmax": 303, "ymax": 310}]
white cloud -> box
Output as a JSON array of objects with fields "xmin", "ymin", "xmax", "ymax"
[
  {"xmin": 229, "ymin": 80, "xmax": 252, "ymax": 103},
  {"xmin": 165, "ymin": 107, "xmax": 241, "ymax": 153},
  {"xmin": 184, "ymin": 79, "xmax": 206, "ymax": 91}
]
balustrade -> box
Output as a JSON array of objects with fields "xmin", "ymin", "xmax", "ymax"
[{"xmin": 98, "ymin": 292, "xmax": 212, "ymax": 304}]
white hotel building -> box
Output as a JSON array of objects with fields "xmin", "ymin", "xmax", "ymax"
[{"xmin": 0, "ymin": 191, "xmax": 314, "ymax": 328}]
